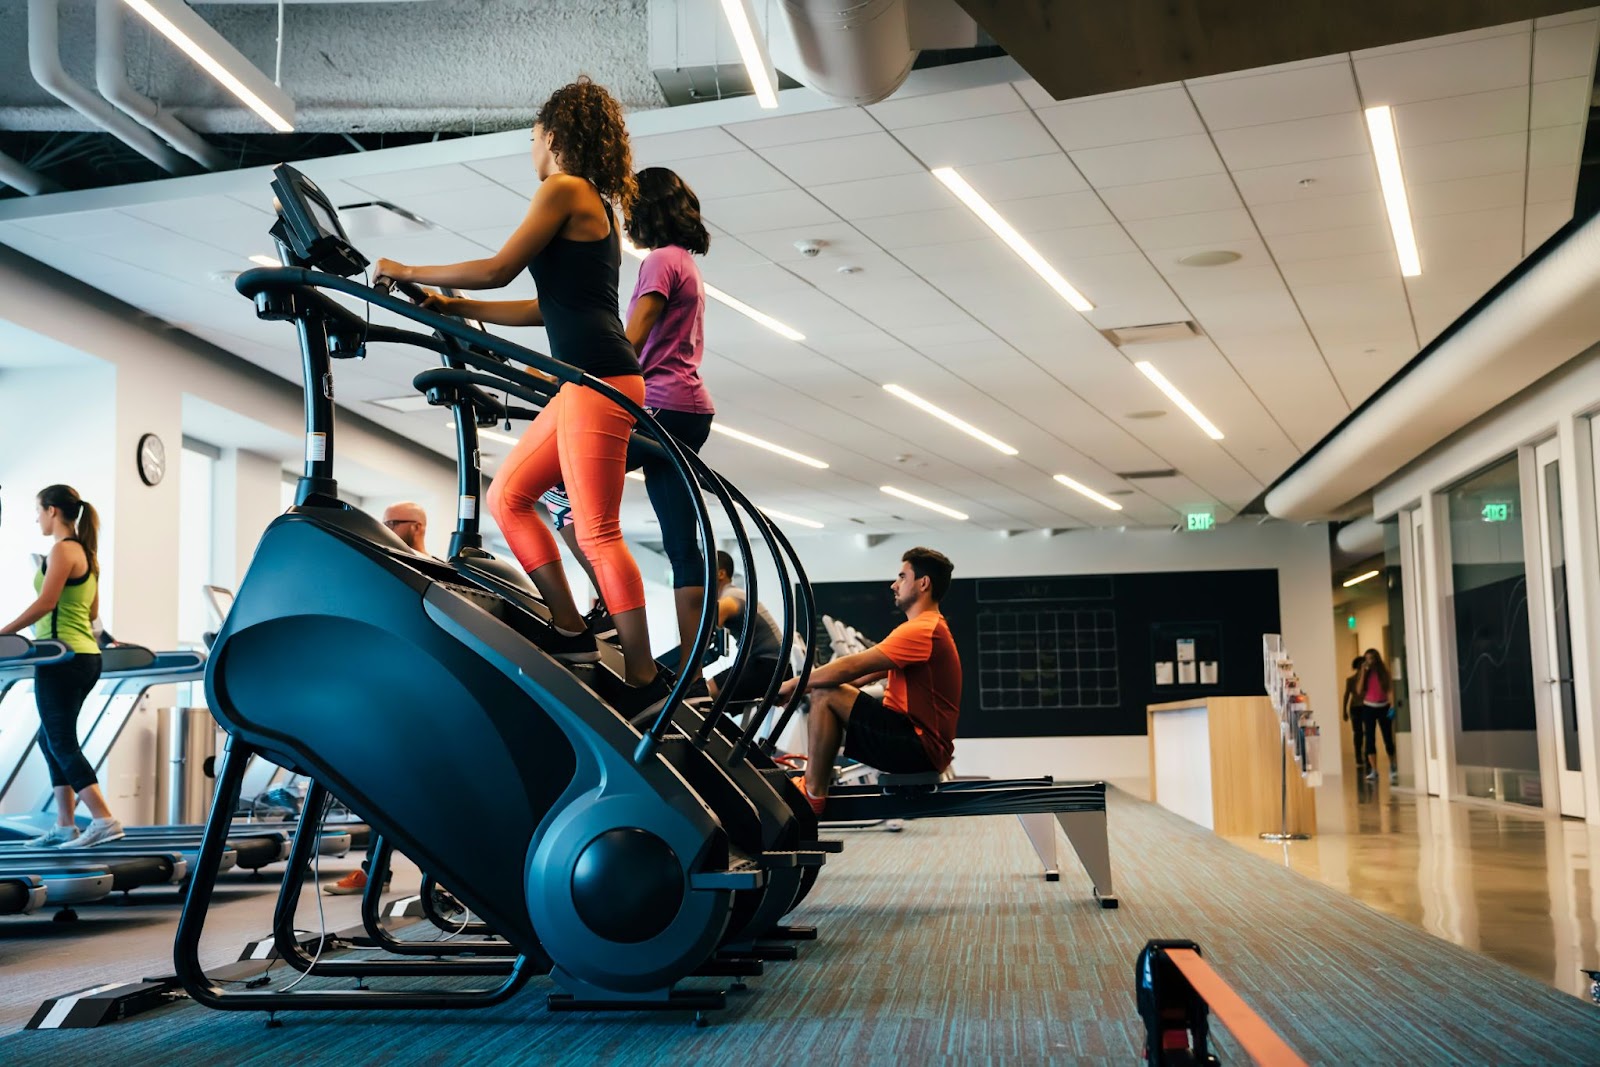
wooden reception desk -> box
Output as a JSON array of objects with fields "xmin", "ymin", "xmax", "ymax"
[{"xmin": 1147, "ymin": 697, "xmax": 1316, "ymax": 837}]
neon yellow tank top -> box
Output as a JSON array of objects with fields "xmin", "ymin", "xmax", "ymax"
[{"xmin": 33, "ymin": 541, "xmax": 98, "ymax": 655}]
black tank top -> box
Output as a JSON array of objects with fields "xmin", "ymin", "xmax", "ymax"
[{"xmin": 527, "ymin": 195, "xmax": 642, "ymax": 379}]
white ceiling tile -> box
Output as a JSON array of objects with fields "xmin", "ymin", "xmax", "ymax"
[
  {"xmin": 1393, "ymin": 86, "xmax": 1529, "ymax": 147},
  {"xmin": 1265, "ymin": 223, "xmax": 1395, "ymax": 263},
  {"xmin": 1162, "ymin": 263, "xmax": 1285, "ymax": 300},
  {"xmin": 1400, "ymin": 132, "xmax": 1526, "ymax": 185},
  {"xmin": 1233, "ymin": 154, "xmax": 1377, "ymax": 206},
  {"xmin": 1526, "ymin": 163, "xmax": 1579, "ymax": 203},
  {"xmin": 1354, "ymin": 32, "xmax": 1530, "ymax": 106},
  {"xmin": 389, "ymin": 184, "xmax": 530, "ymax": 233},
  {"xmin": 1406, "ymin": 170, "xmax": 1526, "ymax": 218},
  {"xmin": 1011, "ymin": 78, "xmax": 1059, "ymax": 110},
  {"xmin": 1532, "ymin": 18, "xmax": 1600, "ymax": 81},
  {"xmin": 795, "ymin": 249, "xmax": 916, "ymax": 288},
  {"xmin": 867, "ymin": 83, "xmax": 1026, "ymax": 129},
  {"xmin": 1210, "ymin": 331, "xmax": 1350, "ymax": 448},
  {"xmin": 647, "ymin": 151, "xmax": 794, "ymax": 199},
  {"xmin": 735, "ymin": 220, "xmax": 873, "ymax": 263},
  {"xmin": 1278, "ymin": 252, "xmax": 1400, "ymax": 287},
  {"xmin": 756, "ymin": 132, "xmax": 923, "ymax": 186},
  {"xmin": 989, "ymin": 190, "xmax": 1117, "ymax": 233},
  {"xmin": 1412, "ymin": 205, "xmax": 1524, "ymax": 265},
  {"xmin": 1033, "ymin": 86, "xmax": 1204, "ymax": 150},
  {"xmin": 1122, "ymin": 209, "xmax": 1260, "ymax": 251},
  {"xmin": 1069, "ymin": 134, "xmax": 1225, "ymax": 188},
  {"xmin": 1323, "ymin": 339, "xmax": 1419, "ymax": 400},
  {"xmin": 1186, "ymin": 63, "xmax": 1360, "ymax": 130},
  {"xmin": 1292, "ymin": 278, "xmax": 1412, "ymax": 330},
  {"xmin": 796, "ymin": 331, "xmax": 911, "ymax": 358},
  {"xmin": 702, "ymin": 261, "xmax": 812, "ymax": 298},
  {"xmin": 632, "ymin": 127, "xmax": 746, "ymax": 164},
  {"xmin": 345, "ymin": 164, "xmax": 494, "ymax": 201},
  {"xmin": 724, "ymin": 108, "xmax": 881, "ymax": 148},
  {"xmin": 809, "ymin": 172, "xmax": 950, "ymax": 219},
  {"xmin": 957, "ymin": 153, "xmax": 1088, "ymax": 200},
  {"xmin": 1211, "ymin": 112, "xmax": 1370, "ymax": 171},
  {"xmin": 1530, "ymin": 76, "xmax": 1593, "ymax": 127},
  {"xmin": 1525, "ymin": 200, "xmax": 1574, "ymax": 252},
  {"xmin": 1248, "ymin": 192, "xmax": 1386, "ymax": 235},
  {"xmin": 1528, "ymin": 123, "xmax": 1585, "ymax": 169},
  {"xmin": 1008, "ymin": 221, "xmax": 1137, "ymax": 259},
  {"xmin": 699, "ymin": 189, "xmax": 839, "ymax": 233},
  {"xmin": 1182, "ymin": 288, "xmax": 1307, "ymax": 339},
  {"xmin": 464, "ymin": 154, "xmax": 533, "ymax": 187},
  {"xmin": 852, "ymin": 207, "xmax": 993, "ymax": 249},
  {"xmin": 1098, "ymin": 173, "xmax": 1243, "ymax": 221},
  {"xmin": 894, "ymin": 236, "xmax": 1040, "ymax": 277},
  {"xmin": 891, "ymin": 112, "xmax": 1058, "ymax": 168}
]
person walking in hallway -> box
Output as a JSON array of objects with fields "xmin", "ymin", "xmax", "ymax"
[
  {"xmin": 1356, "ymin": 648, "xmax": 1398, "ymax": 785},
  {"xmin": 1343, "ymin": 656, "xmax": 1367, "ymax": 778}
]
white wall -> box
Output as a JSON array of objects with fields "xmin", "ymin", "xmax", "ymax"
[{"xmin": 793, "ymin": 521, "xmax": 1338, "ymax": 787}]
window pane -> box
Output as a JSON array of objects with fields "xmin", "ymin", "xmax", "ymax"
[
  {"xmin": 178, "ymin": 447, "xmax": 216, "ymax": 646},
  {"xmin": 1446, "ymin": 454, "xmax": 1540, "ymax": 806}
]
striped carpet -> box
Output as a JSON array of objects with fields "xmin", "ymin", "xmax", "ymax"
[{"xmin": 4, "ymin": 789, "xmax": 1598, "ymax": 1064}]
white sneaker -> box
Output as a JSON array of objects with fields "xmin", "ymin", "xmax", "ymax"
[
  {"xmin": 69, "ymin": 818, "xmax": 125, "ymax": 848},
  {"xmin": 25, "ymin": 825, "xmax": 78, "ymax": 848},
  {"xmin": 1389, "ymin": 770, "xmax": 1399, "ymax": 785}
]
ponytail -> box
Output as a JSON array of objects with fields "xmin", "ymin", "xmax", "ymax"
[{"xmin": 37, "ymin": 484, "xmax": 99, "ymax": 576}]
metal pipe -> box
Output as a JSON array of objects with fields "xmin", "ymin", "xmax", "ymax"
[
  {"xmin": 27, "ymin": 0, "xmax": 186, "ymax": 173},
  {"xmin": 0, "ymin": 149, "xmax": 59, "ymax": 195},
  {"xmin": 95, "ymin": 0, "xmax": 226, "ymax": 169}
]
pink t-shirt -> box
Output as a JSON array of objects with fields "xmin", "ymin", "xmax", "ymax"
[{"xmin": 627, "ymin": 245, "xmax": 713, "ymax": 414}]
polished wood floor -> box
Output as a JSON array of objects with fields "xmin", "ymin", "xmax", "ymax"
[{"xmin": 1223, "ymin": 764, "xmax": 1600, "ymax": 1001}]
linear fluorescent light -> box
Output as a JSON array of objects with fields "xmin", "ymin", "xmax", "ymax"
[
  {"xmin": 760, "ymin": 507, "xmax": 824, "ymax": 529},
  {"xmin": 626, "ymin": 470, "xmax": 646, "ymax": 482},
  {"xmin": 711, "ymin": 424, "xmax": 828, "ymax": 468},
  {"xmin": 248, "ymin": 254, "xmax": 281, "ymax": 268},
  {"xmin": 446, "ymin": 421, "xmax": 520, "ymax": 447},
  {"xmin": 1364, "ymin": 106, "xmax": 1421, "ymax": 277},
  {"xmin": 880, "ymin": 485, "xmax": 969, "ymax": 521},
  {"xmin": 883, "ymin": 384, "xmax": 1018, "ymax": 456},
  {"xmin": 1342, "ymin": 569, "xmax": 1380, "ymax": 588},
  {"xmin": 931, "ymin": 167, "xmax": 1093, "ymax": 312},
  {"xmin": 1053, "ymin": 474, "xmax": 1124, "ymax": 512},
  {"xmin": 1133, "ymin": 362, "xmax": 1224, "ymax": 441},
  {"xmin": 623, "ymin": 236, "xmax": 804, "ymax": 341},
  {"xmin": 718, "ymin": 0, "xmax": 779, "ymax": 108},
  {"xmin": 121, "ymin": 0, "xmax": 296, "ymax": 132}
]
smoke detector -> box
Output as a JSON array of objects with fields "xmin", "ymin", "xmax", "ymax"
[{"xmin": 794, "ymin": 239, "xmax": 826, "ymax": 258}]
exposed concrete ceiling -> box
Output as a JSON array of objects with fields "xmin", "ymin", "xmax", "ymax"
[{"xmin": 0, "ymin": 0, "xmax": 668, "ymax": 134}]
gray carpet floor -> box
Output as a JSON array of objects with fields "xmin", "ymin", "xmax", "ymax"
[{"xmin": 3, "ymin": 789, "xmax": 1598, "ymax": 1064}]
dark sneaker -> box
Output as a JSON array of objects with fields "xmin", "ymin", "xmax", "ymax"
[
  {"xmin": 685, "ymin": 676, "xmax": 710, "ymax": 701},
  {"xmin": 543, "ymin": 625, "xmax": 600, "ymax": 664},
  {"xmin": 584, "ymin": 605, "xmax": 617, "ymax": 641},
  {"xmin": 616, "ymin": 670, "xmax": 675, "ymax": 724}
]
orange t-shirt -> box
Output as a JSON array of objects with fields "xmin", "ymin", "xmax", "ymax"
[{"xmin": 876, "ymin": 610, "xmax": 963, "ymax": 770}]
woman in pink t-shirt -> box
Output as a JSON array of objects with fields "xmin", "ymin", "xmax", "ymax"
[{"xmin": 543, "ymin": 167, "xmax": 716, "ymax": 681}]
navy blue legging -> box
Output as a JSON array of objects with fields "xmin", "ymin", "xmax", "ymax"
[
  {"xmin": 34, "ymin": 653, "xmax": 102, "ymax": 792},
  {"xmin": 630, "ymin": 409, "xmax": 713, "ymax": 590}
]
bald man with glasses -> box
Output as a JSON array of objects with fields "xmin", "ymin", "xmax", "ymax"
[{"xmin": 382, "ymin": 501, "xmax": 428, "ymax": 556}]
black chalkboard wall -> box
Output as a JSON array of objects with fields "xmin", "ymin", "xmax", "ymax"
[{"xmin": 810, "ymin": 568, "xmax": 1281, "ymax": 738}]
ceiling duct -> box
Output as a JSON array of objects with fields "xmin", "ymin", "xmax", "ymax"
[
  {"xmin": 1099, "ymin": 321, "xmax": 1204, "ymax": 347},
  {"xmin": 0, "ymin": 149, "xmax": 57, "ymax": 195},
  {"xmin": 95, "ymin": 0, "xmax": 225, "ymax": 170}
]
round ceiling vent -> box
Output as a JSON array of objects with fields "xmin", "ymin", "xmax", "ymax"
[{"xmin": 1176, "ymin": 250, "xmax": 1242, "ymax": 268}]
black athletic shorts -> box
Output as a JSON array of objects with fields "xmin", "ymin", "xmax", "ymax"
[{"xmin": 843, "ymin": 689, "xmax": 935, "ymax": 774}]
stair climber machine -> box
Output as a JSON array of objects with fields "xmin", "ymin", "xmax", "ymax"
[{"xmin": 175, "ymin": 164, "xmax": 829, "ymax": 1023}]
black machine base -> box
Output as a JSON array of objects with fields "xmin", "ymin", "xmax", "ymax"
[{"xmin": 547, "ymin": 987, "xmax": 727, "ymax": 1027}]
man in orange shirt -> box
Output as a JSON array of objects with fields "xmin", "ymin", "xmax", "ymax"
[{"xmin": 778, "ymin": 547, "xmax": 961, "ymax": 814}]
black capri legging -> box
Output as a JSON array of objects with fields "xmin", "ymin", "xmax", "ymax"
[
  {"xmin": 35, "ymin": 653, "xmax": 103, "ymax": 792},
  {"xmin": 630, "ymin": 408, "xmax": 714, "ymax": 590}
]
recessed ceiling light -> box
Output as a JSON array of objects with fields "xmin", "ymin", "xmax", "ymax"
[
  {"xmin": 931, "ymin": 167, "xmax": 1093, "ymax": 312},
  {"xmin": 883, "ymin": 384, "xmax": 1018, "ymax": 456},
  {"xmin": 1053, "ymin": 474, "xmax": 1124, "ymax": 511},
  {"xmin": 710, "ymin": 424, "xmax": 829, "ymax": 469},
  {"xmin": 1364, "ymin": 105, "xmax": 1421, "ymax": 277},
  {"xmin": 248, "ymin": 254, "xmax": 280, "ymax": 268},
  {"xmin": 371, "ymin": 395, "xmax": 435, "ymax": 412},
  {"xmin": 760, "ymin": 507, "xmax": 824, "ymax": 529},
  {"xmin": 1176, "ymin": 250, "xmax": 1241, "ymax": 268},
  {"xmin": 1125, "ymin": 409, "xmax": 1167, "ymax": 420},
  {"xmin": 1133, "ymin": 362, "xmax": 1224, "ymax": 441},
  {"xmin": 446, "ymin": 420, "xmax": 520, "ymax": 446},
  {"xmin": 880, "ymin": 485, "xmax": 968, "ymax": 521}
]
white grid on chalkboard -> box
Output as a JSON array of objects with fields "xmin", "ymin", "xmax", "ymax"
[{"xmin": 977, "ymin": 607, "xmax": 1119, "ymax": 711}]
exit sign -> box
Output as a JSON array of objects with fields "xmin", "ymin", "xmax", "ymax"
[
  {"xmin": 1481, "ymin": 502, "xmax": 1511, "ymax": 523},
  {"xmin": 1347, "ymin": 615, "xmax": 1358, "ymax": 631},
  {"xmin": 1186, "ymin": 511, "xmax": 1215, "ymax": 531}
]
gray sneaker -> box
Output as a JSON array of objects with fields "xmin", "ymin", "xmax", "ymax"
[
  {"xmin": 25, "ymin": 825, "xmax": 78, "ymax": 848},
  {"xmin": 69, "ymin": 818, "xmax": 125, "ymax": 848}
]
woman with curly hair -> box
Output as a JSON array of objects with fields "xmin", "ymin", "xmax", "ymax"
[{"xmin": 375, "ymin": 77, "xmax": 668, "ymax": 715}]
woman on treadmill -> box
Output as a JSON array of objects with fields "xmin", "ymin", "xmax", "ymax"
[
  {"xmin": 0, "ymin": 484, "xmax": 123, "ymax": 847},
  {"xmin": 373, "ymin": 77, "xmax": 668, "ymax": 716}
]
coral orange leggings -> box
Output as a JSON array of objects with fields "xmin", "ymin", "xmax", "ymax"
[{"xmin": 487, "ymin": 375, "xmax": 647, "ymax": 614}]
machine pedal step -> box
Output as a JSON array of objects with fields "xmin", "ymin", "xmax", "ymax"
[
  {"xmin": 238, "ymin": 929, "xmax": 353, "ymax": 962},
  {"xmin": 719, "ymin": 940, "xmax": 799, "ymax": 962},
  {"xmin": 27, "ymin": 979, "xmax": 186, "ymax": 1029},
  {"xmin": 695, "ymin": 956, "xmax": 764, "ymax": 977},
  {"xmin": 800, "ymin": 839, "xmax": 844, "ymax": 853},
  {"xmin": 766, "ymin": 924, "xmax": 818, "ymax": 941}
]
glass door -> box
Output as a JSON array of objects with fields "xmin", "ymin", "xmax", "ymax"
[
  {"xmin": 1408, "ymin": 507, "xmax": 1444, "ymax": 794},
  {"xmin": 1535, "ymin": 438, "xmax": 1584, "ymax": 817}
]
